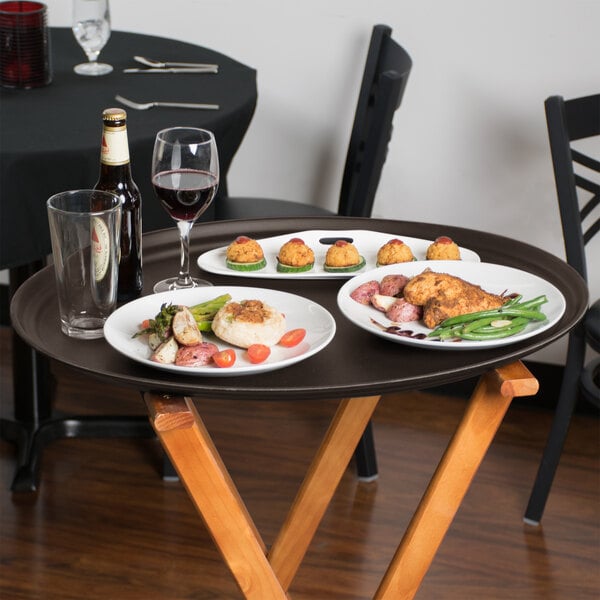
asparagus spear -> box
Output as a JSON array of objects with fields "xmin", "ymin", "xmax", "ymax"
[{"xmin": 133, "ymin": 294, "xmax": 231, "ymax": 339}]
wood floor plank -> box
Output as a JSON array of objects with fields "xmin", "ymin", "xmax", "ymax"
[{"xmin": 1, "ymin": 327, "xmax": 599, "ymax": 599}]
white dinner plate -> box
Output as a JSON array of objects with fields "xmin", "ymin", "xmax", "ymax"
[
  {"xmin": 104, "ymin": 286, "xmax": 336, "ymax": 376},
  {"xmin": 337, "ymin": 261, "xmax": 566, "ymax": 350},
  {"xmin": 197, "ymin": 229, "xmax": 480, "ymax": 279}
]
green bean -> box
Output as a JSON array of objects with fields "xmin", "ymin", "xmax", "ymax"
[
  {"xmin": 512, "ymin": 295, "xmax": 548, "ymax": 310},
  {"xmin": 462, "ymin": 316, "xmax": 505, "ymax": 333},
  {"xmin": 472, "ymin": 316, "xmax": 530, "ymax": 334},
  {"xmin": 426, "ymin": 295, "xmax": 548, "ymax": 342},
  {"xmin": 457, "ymin": 321, "xmax": 529, "ymax": 340},
  {"xmin": 438, "ymin": 306, "xmax": 546, "ymax": 328}
]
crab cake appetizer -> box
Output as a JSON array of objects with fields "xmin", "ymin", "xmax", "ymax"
[
  {"xmin": 212, "ymin": 299, "xmax": 286, "ymax": 348},
  {"xmin": 324, "ymin": 240, "xmax": 366, "ymax": 273},
  {"xmin": 376, "ymin": 238, "xmax": 415, "ymax": 266},
  {"xmin": 426, "ymin": 236, "xmax": 461, "ymax": 260},
  {"xmin": 277, "ymin": 237, "xmax": 315, "ymax": 273},
  {"xmin": 225, "ymin": 236, "xmax": 267, "ymax": 271}
]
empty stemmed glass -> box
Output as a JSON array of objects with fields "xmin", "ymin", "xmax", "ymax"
[
  {"xmin": 151, "ymin": 127, "xmax": 219, "ymax": 292},
  {"xmin": 72, "ymin": 0, "xmax": 113, "ymax": 76}
]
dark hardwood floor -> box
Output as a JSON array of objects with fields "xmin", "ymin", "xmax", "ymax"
[{"xmin": 1, "ymin": 325, "xmax": 598, "ymax": 599}]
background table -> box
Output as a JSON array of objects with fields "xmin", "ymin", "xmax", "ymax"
[
  {"xmin": 0, "ymin": 27, "xmax": 257, "ymax": 271},
  {"xmin": 0, "ymin": 28, "xmax": 256, "ymax": 480},
  {"xmin": 9, "ymin": 216, "xmax": 587, "ymax": 598}
]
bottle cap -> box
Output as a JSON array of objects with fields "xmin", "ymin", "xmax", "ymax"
[{"xmin": 102, "ymin": 108, "xmax": 127, "ymax": 122}]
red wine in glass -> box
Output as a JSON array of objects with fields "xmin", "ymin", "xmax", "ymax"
[{"xmin": 152, "ymin": 169, "xmax": 218, "ymax": 221}]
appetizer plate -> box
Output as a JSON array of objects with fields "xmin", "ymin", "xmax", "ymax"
[
  {"xmin": 337, "ymin": 261, "xmax": 566, "ymax": 350},
  {"xmin": 197, "ymin": 229, "xmax": 480, "ymax": 279},
  {"xmin": 104, "ymin": 286, "xmax": 336, "ymax": 376}
]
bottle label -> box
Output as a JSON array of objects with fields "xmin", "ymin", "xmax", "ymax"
[
  {"xmin": 101, "ymin": 125, "xmax": 130, "ymax": 166},
  {"xmin": 92, "ymin": 217, "xmax": 111, "ymax": 281}
]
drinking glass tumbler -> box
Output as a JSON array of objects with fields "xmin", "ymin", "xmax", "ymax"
[
  {"xmin": 47, "ymin": 189, "xmax": 121, "ymax": 339},
  {"xmin": 0, "ymin": 1, "xmax": 52, "ymax": 88}
]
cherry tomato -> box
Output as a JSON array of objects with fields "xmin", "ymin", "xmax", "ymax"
[
  {"xmin": 213, "ymin": 348, "xmax": 236, "ymax": 368},
  {"xmin": 279, "ymin": 328, "xmax": 307, "ymax": 347},
  {"xmin": 140, "ymin": 319, "xmax": 151, "ymax": 330},
  {"xmin": 247, "ymin": 344, "xmax": 271, "ymax": 364}
]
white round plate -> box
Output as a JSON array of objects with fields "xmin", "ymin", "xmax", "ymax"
[
  {"xmin": 337, "ymin": 261, "xmax": 566, "ymax": 350},
  {"xmin": 104, "ymin": 286, "xmax": 336, "ymax": 376},
  {"xmin": 198, "ymin": 229, "xmax": 480, "ymax": 279}
]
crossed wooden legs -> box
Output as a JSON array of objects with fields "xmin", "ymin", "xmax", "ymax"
[{"xmin": 144, "ymin": 361, "xmax": 537, "ymax": 599}]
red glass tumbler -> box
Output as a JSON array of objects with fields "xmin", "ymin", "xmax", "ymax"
[{"xmin": 0, "ymin": 1, "xmax": 52, "ymax": 88}]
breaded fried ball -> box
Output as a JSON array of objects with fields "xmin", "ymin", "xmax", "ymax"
[
  {"xmin": 426, "ymin": 236, "xmax": 461, "ymax": 260},
  {"xmin": 325, "ymin": 240, "xmax": 362, "ymax": 267},
  {"xmin": 376, "ymin": 238, "xmax": 415, "ymax": 265},
  {"xmin": 226, "ymin": 236, "xmax": 265, "ymax": 263},
  {"xmin": 278, "ymin": 238, "xmax": 315, "ymax": 267}
]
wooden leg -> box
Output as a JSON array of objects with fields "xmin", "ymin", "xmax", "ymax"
[
  {"xmin": 268, "ymin": 395, "xmax": 381, "ymax": 590},
  {"xmin": 144, "ymin": 393, "xmax": 381, "ymax": 599},
  {"xmin": 374, "ymin": 361, "xmax": 538, "ymax": 600},
  {"xmin": 144, "ymin": 393, "xmax": 288, "ymax": 600}
]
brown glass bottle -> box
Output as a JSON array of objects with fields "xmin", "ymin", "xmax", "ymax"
[{"xmin": 94, "ymin": 108, "xmax": 142, "ymax": 302}]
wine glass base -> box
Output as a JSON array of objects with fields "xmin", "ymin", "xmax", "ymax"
[
  {"xmin": 74, "ymin": 62, "xmax": 113, "ymax": 76},
  {"xmin": 153, "ymin": 277, "xmax": 213, "ymax": 293}
]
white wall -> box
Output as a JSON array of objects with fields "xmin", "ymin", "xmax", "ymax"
[{"xmin": 45, "ymin": 0, "xmax": 599, "ymax": 365}]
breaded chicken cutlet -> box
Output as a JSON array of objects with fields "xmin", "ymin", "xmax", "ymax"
[{"xmin": 403, "ymin": 270, "xmax": 507, "ymax": 328}]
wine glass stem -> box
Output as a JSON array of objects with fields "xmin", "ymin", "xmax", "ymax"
[
  {"xmin": 176, "ymin": 220, "xmax": 195, "ymax": 287},
  {"xmin": 85, "ymin": 50, "xmax": 100, "ymax": 63}
]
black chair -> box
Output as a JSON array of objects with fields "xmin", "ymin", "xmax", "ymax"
[
  {"xmin": 215, "ymin": 24, "xmax": 412, "ymax": 220},
  {"xmin": 524, "ymin": 94, "xmax": 600, "ymax": 525},
  {"xmin": 214, "ymin": 25, "xmax": 412, "ymax": 482}
]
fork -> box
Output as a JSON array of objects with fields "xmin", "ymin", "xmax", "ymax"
[{"xmin": 115, "ymin": 95, "xmax": 219, "ymax": 111}]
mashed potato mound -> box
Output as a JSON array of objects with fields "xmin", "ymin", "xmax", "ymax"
[
  {"xmin": 426, "ymin": 236, "xmax": 461, "ymax": 260},
  {"xmin": 226, "ymin": 236, "xmax": 265, "ymax": 263},
  {"xmin": 376, "ymin": 238, "xmax": 415, "ymax": 265},
  {"xmin": 325, "ymin": 240, "xmax": 362, "ymax": 267},
  {"xmin": 212, "ymin": 299, "xmax": 286, "ymax": 348},
  {"xmin": 278, "ymin": 238, "xmax": 315, "ymax": 267}
]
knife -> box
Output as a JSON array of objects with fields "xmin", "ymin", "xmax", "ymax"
[
  {"xmin": 124, "ymin": 67, "xmax": 219, "ymax": 74},
  {"xmin": 133, "ymin": 55, "xmax": 218, "ymax": 69}
]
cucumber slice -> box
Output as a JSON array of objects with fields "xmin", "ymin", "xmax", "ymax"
[
  {"xmin": 226, "ymin": 258, "xmax": 267, "ymax": 271},
  {"xmin": 323, "ymin": 256, "xmax": 366, "ymax": 273},
  {"xmin": 375, "ymin": 257, "xmax": 417, "ymax": 267},
  {"xmin": 276, "ymin": 261, "xmax": 314, "ymax": 273}
]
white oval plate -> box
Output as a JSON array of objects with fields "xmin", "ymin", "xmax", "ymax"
[
  {"xmin": 104, "ymin": 286, "xmax": 336, "ymax": 376},
  {"xmin": 337, "ymin": 261, "xmax": 566, "ymax": 350},
  {"xmin": 198, "ymin": 229, "xmax": 480, "ymax": 279}
]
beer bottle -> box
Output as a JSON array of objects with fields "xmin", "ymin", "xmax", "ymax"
[{"xmin": 94, "ymin": 108, "xmax": 143, "ymax": 302}]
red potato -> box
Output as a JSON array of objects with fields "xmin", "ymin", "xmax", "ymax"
[
  {"xmin": 175, "ymin": 342, "xmax": 219, "ymax": 367},
  {"xmin": 350, "ymin": 280, "xmax": 380, "ymax": 305},
  {"xmin": 172, "ymin": 306, "xmax": 202, "ymax": 346},
  {"xmin": 385, "ymin": 298, "xmax": 422, "ymax": 322},
  {"xmin": 151, "ymin": 337, "xmax": 179, "ymax": 364},
  {"xmin": 379, "ymin": 274, "xmax": 410, "ymax": 297},
  {"xmin": 370, "ymin": 294, "xmax": 397, "ymax": 312}
]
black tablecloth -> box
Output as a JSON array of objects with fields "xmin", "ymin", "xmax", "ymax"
[{"xmin": 0, "ymin": 28, "xmax": 257, "ymax": 270}]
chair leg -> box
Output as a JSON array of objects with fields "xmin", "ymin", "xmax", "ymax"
[
  {"xmin": 354, "ymin": 419, "xmax": 378, "ymax": 481},
  {"xmin": 524, "ymin": 327, "xmax": 586, "ymax": 525}
]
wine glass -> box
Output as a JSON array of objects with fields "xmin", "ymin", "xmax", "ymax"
[
  {"xmin": 151, "ymin": 127, "xmax": 219, "ymax": 292},
  {"xmin": 71, "ymin": 0, "xmax": 113, "ymax": 76}
]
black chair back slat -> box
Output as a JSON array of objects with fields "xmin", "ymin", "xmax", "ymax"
[
  {"xmin": 545, "ymin": 94, "xmax": 600, "ymax": 278},
  {"xmin": 584, "ymin": 219, "xmax": 600, "ymax": 246},
  {"xmin": 338, "ymin": 24, "xmax": 412, "ymax": 217}
]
